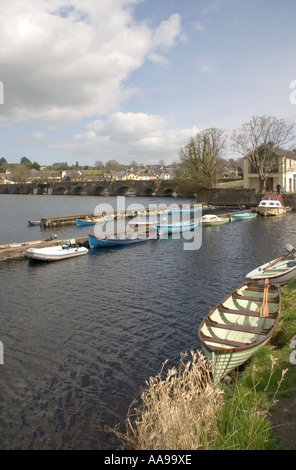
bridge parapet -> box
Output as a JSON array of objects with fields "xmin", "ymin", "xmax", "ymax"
[{"xmin": 0, "ymin": 180, "xmax": 180, "ymax": 197}]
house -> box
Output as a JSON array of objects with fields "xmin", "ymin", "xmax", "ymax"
[{"xmin": 243, "ymin": 146, "xmax": 296, "ymax": 192}]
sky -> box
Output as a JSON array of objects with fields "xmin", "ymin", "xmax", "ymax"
[{"xmin": 0, "ymin": 0, "xmax": 296, "ymax": 167}]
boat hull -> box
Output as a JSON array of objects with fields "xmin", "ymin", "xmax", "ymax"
[
  {"xmin": 76, "ymin": 216, "xmax": 113, "ymax": 226},
  {"xmin": 198, "ymin": 281, "xmax": 281, "ymax": 381},
  {"xmin": 88, "ymin": 232, "xmax": 157, "ymax": 248},
  {"xmin": 230, "ymin": 212, "xmax": 257, "ymax": 221},
  {"xmin": 257, "ymin": 207, "xmax": 286, "ymax": 217},
  {"xmin": 246, "ymin": 259, "xmax": 296, "ymax": 285},
  {"xmin": 157, "ymin": 220, "xmax": 199, "ymax": 234},
  {"xmin": 26, "ymin": 245, "xmax": 89, "ymax": 261},
  {"xmin": 201, "ymin": 215, "xmax": 229, "ymax": 226}
]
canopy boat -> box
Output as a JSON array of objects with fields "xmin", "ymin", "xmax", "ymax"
[
  {"xmin": 198, "ymin": 280, "xmax": 281, "ymax": 381},
  {"xmin": 246, "ymin": 243, "xmax": 296, "ymax": 285},
  {"xmin": 26, "ymin": 240, "xmax": 88, "ymax": 261},
  {"xmin": 157, "ymin": 219, "xmax": 200, "ymax": 235},
  {"xmin": 76, "ymin": 215, "xmax": 114, "ymax": 226},
  {"xmin": 88, "ymin": 229, "xmax": 158, "ymax": 248},
  {"xmin": 257, "ymin": 194, "xmax": 290, "ymax": 216},
  {"xmin": 230, "ymin": 211, "xmax": 257, "ymax": 221},
  {"xmin": 201, "ymin": 214, "xmax": 229, "ymax": 226}
]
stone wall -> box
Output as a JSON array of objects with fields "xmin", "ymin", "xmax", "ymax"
[{"xmin": 196, "ymin": 188, "xmax": 296, "ymax": 209}]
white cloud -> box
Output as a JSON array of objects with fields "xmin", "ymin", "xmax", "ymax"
[
  {"xmin": 52, "ymin": 112, "xmax": 199, "ymax": 165},
  {"xmin": 0, "ymin": 0, "xmax": 183, "ymax": 126}
]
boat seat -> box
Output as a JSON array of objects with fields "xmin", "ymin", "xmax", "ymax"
[
  {"xmin": 199, "ymin": 330, "xmax": 252, "ymax": 348},
  {"xmin": 218, "ymin": 304, "xmax": 278, "ymax": 318},
  {"xmin": 206, "ymin": 317, "xmax": 273, "ymax": 336},
  {"xmin": 233, "ymin": 291, "xmax": 279, "ymax": 303},
  {"xmin": 245, "ymin": 285, "xmax": 278, "ymax": 293}
]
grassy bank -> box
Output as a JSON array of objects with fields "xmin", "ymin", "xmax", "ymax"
[{"xmin": 114, "ymin": 280, "xmax": 296, "ymax": 450}]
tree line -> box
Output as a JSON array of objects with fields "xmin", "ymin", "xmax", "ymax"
[
  {"xmin": 1, "ymin": 115, "xmax": 294, "ymax": 188},
  {"xmin": 177, "ymin": 115, "xmax": 295, "ymax": 192}
]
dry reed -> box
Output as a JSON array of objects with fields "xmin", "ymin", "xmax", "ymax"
[{"xmin": 118, "ymin": 351, "xmax": 224, "ymax": 450}]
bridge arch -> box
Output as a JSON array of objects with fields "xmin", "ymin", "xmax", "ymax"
[
  {"xmin": 53, "ymin": 186, "xmax": 67, "ymax": 195},
  {"xmin": 115, "ymin": 185, "xmax": 130, "ymax": 196},
  {"xmin": 92, "ymin": 185, "xmax": 106, "ymax": 196},
  {"xmin": 162, "ymin": 188, "xmax": 177, "ymax": 197},
  {"xmin": 141, "ymin": 187, "xmax": 155, "ymax": 196},
  {"xmin": 71, "ymin": 185, "xmax": 85, "ymax": 195}
]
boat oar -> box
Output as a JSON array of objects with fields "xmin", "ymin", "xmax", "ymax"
[{"xmin": 260, "ymin": 279, "xmax": 269, "ymax": 317}]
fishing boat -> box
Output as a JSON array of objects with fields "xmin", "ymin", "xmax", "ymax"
[
  {"xmin": 246, "ymin": 244, "xmax": 296, "ymax": 285},
  {"xmin": 198, "ymin": 280, "xmax": 281, "ymax": 381},
  {"xmin": 257, "ymin": 194, "xmax": 289, "ymax": 216},
  {"xmin": 76, "ymin": 215, "xmax": 114, "ymax": 226},
  {"xmin": 26, "ymin": 240, "xmax": 88, "ymax": 261},
  {"xmin": 230, "ymin": 211, "xmax": 257, "ymax": 221},
  {"xmin": 157, "ymin": 219, "xmax": 200, "ymax": 235},
  {"xmin": 200, "ymin": 214, "xmax": 229, "ymax": 226},
  {"xmin": 88, "ymin": 229, "xmax": 158, "ymax": 248}
]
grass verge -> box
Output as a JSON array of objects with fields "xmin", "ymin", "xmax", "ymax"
[{"xmin": 111, "ymin": 280, "xmax": 296, "ymax": 450}]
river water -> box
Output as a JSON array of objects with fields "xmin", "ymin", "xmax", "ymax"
[{"xmin": 0, "ymin": 194, "xmax": 295, "ymax": 450}]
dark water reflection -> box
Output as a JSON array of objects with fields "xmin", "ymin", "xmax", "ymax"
[{"xmin": 0, "ymin": 195, "xmax": 296, "ymax": 449}]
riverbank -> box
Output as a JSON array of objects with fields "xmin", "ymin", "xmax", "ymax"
[{"xmin": 114, "ymin": 280, "xmax": 296, "ymax": 450}]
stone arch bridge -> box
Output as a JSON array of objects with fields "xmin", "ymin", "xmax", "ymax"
[{"xmin": 0, "ymin": 179, "xmax": 185, "ymax": 197}]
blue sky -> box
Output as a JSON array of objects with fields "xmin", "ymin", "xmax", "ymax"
[{"xmin": 0, "ymin": 0, "xmax": 295, "ymax": 167}]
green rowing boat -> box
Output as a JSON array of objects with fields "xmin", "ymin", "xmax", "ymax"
[{"xmin": 198, "ymin": 281, "xmax": 281, "ymax": 381}]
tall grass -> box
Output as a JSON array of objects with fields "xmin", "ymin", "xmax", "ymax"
[
  {"xmin": 110, "ymin": 282, "xmax": 296, "ymax": 450},
  {"xmin": 116, "ymin": 351, "xmax": 224, "ymax": 450}
]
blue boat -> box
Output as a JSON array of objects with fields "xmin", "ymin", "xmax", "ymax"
[
  {"xmin": 88, "ymin": 230, "xmax": 158, "ymax": 248},
  {"xmin": 77, "ymin": 215, "xmax": 113, "ymax": 227},
  {"xmin": 230, "ymin": 212, "xmax": 257, "ymax": 221},
  {"xmin": 157, "ymin": 220, "xmax": 200, "ymax": 235}
]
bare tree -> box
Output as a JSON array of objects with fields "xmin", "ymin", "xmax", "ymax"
[
  {"xmin": 231, "ymin": 115, "xmax": 295, "ymax": 191},
  {"xmin": 178, "ymin": 128, "xmax": 227, "ymax": 189}
]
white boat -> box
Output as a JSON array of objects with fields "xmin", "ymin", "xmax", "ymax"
[
  {"xmin": 201, "ymin": 214, "xmax": 229, "ymax": 226},
  {"xmin": 257, "ymin": 194, "xmax": 289, "ymax": 216},
  {"xmin": 246, "ymin": 244, "xmax": 296, "ymax": 285},
  {"xmin": 26, "ymin": 240, "xmax": 88, "ymax": 261}
]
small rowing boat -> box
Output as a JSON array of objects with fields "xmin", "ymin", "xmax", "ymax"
[
  {"xmin": 157, "ymin": 219, "xmax": 200, "ymax": 235},
  {"xmin": 230, "ymin": 212, "xmax": 257, "ymax": 221},
  {"xmin": 198, "ymin": 280, "xmax": 281, "ymax": 381},
  {"xmin": 28, "ymin": 220, "xmax": 41, "ymax": 226},
  {"xmin": 88, "ymin": 229, "xmax": 158, "ymax": 248},
  {"xmin": 246, "ymin": 244, "xmax": 296, "ymax": 285},
  {"xmin": 76, "ymin": 215, "xmax": 114, "ymax": 226}
]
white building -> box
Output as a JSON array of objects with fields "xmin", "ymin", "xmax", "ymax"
[{"xmin": 243, "ymin": 147, "xmax": 296, "ymax": 192}]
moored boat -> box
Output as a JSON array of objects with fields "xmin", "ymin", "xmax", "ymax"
[
  {"xmin": 257, "ymin": 194, "xmax": 290, "ymax": 216},
  {"xmin": 230, "ymin": 211, "xmax": 257, "ymax": 221},
  {"xmin": 157, "ymin": 219, "xmax": 200, "ymax": 235},
  {"xmin": 198, "ymin": 280, "xmax": 281, "ymax": 381},
  {"xmin": 201, "ymin": 214, "xmax": 229, "ymax": 226},
  {"xmin": 88, "ymin": 229, "xmax": 158, "ymax": 248},
  {"xmin": 76, "ymin": 215, "xmax": 114, "ymax": 226},
  {"xmin": 26, "ymin": 240, "xmax": 88, "ymax": 261},
  {"xmin": 246, "ymin": 243, "xmax": 296, "ymax": 285},
  {"xmin": 28, "ymin": 220, "xmax": 41, "ymax": 226}
]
